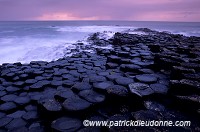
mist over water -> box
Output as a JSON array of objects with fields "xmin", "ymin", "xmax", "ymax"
[{"xmin": 0, "ymin": 21, "xmax": 200, "ymax": 64}]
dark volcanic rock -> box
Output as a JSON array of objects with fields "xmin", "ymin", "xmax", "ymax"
[
  {"xmin": 107, "ymin": 55, "xmax": 121, "ymax": 63},
  {"xmin": 156, "ymin": 57, "xmax": 179, "ymax": 70},
  {"xmin": 13, "ymin": 81, "xmax": 25, "ymax": 87},
  {"xmin": 63, "ymin": 95, "xmax": 91, "ymax": 111},
  {"xmin": 55, "ymin": 89, "xmax": 75, "ymax": 99},
  {"xmin": 118, "ymin": 51, "xmax": 130, "ymax": 57},
  {"xmin": 63, "ymin": 80, "xmax": 76, "ymax": 87},
  {"xmin": 107, "ymin": 85, "xmax": 129, "ymax": 97},
  {"xmin": 106, "ymin": 74, "xmax": 121, "ymax": 81},
  {"xmin": 25, "ymin": 79, "xmax": 37, "ymax": 85},
  {"xmin": 89, "ymin": 75, "xmax": 107, "ymax": 83},
  {"xmin": 50, "ymin": 80, "xmax": 63, "ymax": 87},
  {"xmin": 183, "ymin": 73, "xmax": 200, "ymax": 81},
  {"xmin": 39, "ymin": 98, "xmax": 62, "ymax": 112},
  {"xmin": 148, "ymin": 44, "xmax": 160, "ymax": 53},
  {"xmin": 144, "ymin": 101, "xmax": 166, "ymax": 112},
  {"xmin": 29, "ymin": 126, "xmax": 45, "ymax": 132},
  {"xmin": 139, "ymin": 68, "xmax": 154, "ymax": 74},
  {"xmin": 6, "ymin": 86, "xmax": 20, "ymax": 92},
  {"xmin": 72, "ymin": 82, "xmax": 92, "ymax": 92},
  {"xmin": 93, "ymin": 81, "xmax": 114, "ymax": 92},
  {"xmin": 150, "ymin": 83, "xmax": 168, "ymax": 94},
  {"xmin": 5, "ymin": 118, "xmax": 27, "ymax": 130},
  {"xmin": 97, "ymin": 71, "xmax": 110, "ymax": 76},
  {"xmin": 170, "ymin": 79, "xmax": 200, "ymax": 95},
  {"xmin": 115, "ymin": 77, "xmax": 134, "ymax": 86},
  {"xmin": 129, "ymin": 83, "xmax": 154, "ymax": 97},
  {"xmin": 30, "ymin": 80, "xmax": 50, "ymax": 90},
  {"xmin": 51, "ymin": 117, "xmax": 82, "ymax": 132},
  {"xmin": 25, "ymin": 105, "xmax": 37, "ymax": 111},
  {"xmin": 0, "ymin": 102, "xmax": 17, "ymax": 111},
  {"xmin": 14, "ymin": 96, "xmax": 31, "ymax": 105},
  {"xmin": 120, "ymin": 58, "xmax": 131, "ymax": 64},
  {"xmin": 120, "ymin": 64, "xmax": 141, "ymax": 72},
  {"xmin": 0, "ymin": 91, "xmax": 6, "ymax": 97},
  {"xmin": 133, "ymin": 110, "xmax": 163, "ymax": 121},
  {"xmin": 0, "ymin": 86, "xmax": 6, "ymax": 91},
  {"xmin": 7, "ymin": 110, "xmax": 26, "ymax": 118},
  {"xmin": 79, "ymin": 90, "xmax": 105, "ymax": 103},
  {"xmin": 22, "ymin": 111, "xmax": 38, "ymax": 120},
  {"xmin": 171, "ymin": 66, "xmax": 195, "ymax": 80},
  {"xmin": 1, "ymin": 94, "xmax": 18, "ymax": 102},
  {"xmin": 0, "ymin": 112, "xmax": 6, "ymax": 118},
  {"xmin": 175, "ymin": 95, "xmax": 200, "ymax": 109},
  {"xmin": 8, "ymin": 127, "xmax": 28, "ymax": 132},
  {"xmin": 181, "ymin": 62, "xmax": 200, "ymax": 71},
  {"xmin": 112, "ymin": 32, "xmax": 139, "ymax": 44},
  {"xmin": 106, "ymin": 62, "xmax": 119, "ymax": 69},
  {"xmin": 0, "ymin": 117, "xmax": 13, "ymax": 127},
  {"xmin": 180, "ymin": 79, "xmax": 200, "ymax": 90},
  {"xmin": 135, "ymin": 74, "xmax": 158, "ymax": 84}
]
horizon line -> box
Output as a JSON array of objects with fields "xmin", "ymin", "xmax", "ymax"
[{"xmin": 0, "ymin": 20, "xmax": 200, "ymax": 23}]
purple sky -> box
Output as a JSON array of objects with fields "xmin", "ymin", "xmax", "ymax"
[{"xmin": 0, "ymin": 0, "xmax": 200, "ymax": 21}]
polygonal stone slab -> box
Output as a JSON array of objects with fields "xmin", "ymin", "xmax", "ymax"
[
  {"xmin": 14, "ymin": 96, "xmax": 31, "ymax": 105},
  {"xmin": 129, "ymin": 83, "xmax": 154, "ymax": 97},
  {"xmin": 63, "ymin": 95, "xmax": 91, "ymax": 111},
  {"xmin": 51, "ymin": 117, "xmax": 82, "ymax": 132},
  {"xmin": 5, "ymin": 118, "xmax": 27, "ymax": 130},
  {"xmin": 0, "ymin": 117, "xmax": 13, "ymax": 127},
  {"xmin": 79, "ymin": 90, "xmax": 105, "ymax": 103},
  {"xmin": 93, "ymin": 81, "xmax": 114, "ymax": 92},
  {"xmin": 1, "ymin": 94, "xmax": 18, "ymax": 102},
  {"xmin": 0, "ymin": 102, "xmax": 17, "ymax": 111},
  {"xmin": 72, "ymin": 82, "xmax": 92, "ymax": 91},
  {"xmin": 135, "ymin": 74, "xmax": 158, "ymax": 84},
  {"xmin": 39, "ymin": 98, "xmax": 62, "ymax": 112},
  {"xmin": 115, "ymin": 77, "xmax": 134, "ymax": 86},
  {"xmin": 150, "ymin": 83, "xmax": 168, "ymax": 94},
  {"xmin": 22, "ymin": 111, "xmax": 38, "ymax": 120},
  {"xmin": 30, "ymin": 80, "xmax": 50, "ymax": 90},
  {"xmin": 107, "ymin": 85, "xmax": 129, "ymax": 97},
  {"xmin": 133, "ymin": 110, "xmax": 163, "ymax": 121},
  {"xmin": 144, "ymin": 101, "xmax": 166, "ymax": 112},
  {"xmin": 89, "ymin": 75, "xmax": 107, "ymax": 83},
  {"xmin": 7, "ymin": 111, "xmax": 26, "ymax": 118},
  {"xmin": 55, "ymin": 89, "xmax": 75, "ymax": 99}
]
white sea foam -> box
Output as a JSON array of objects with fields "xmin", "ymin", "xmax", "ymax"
[
  {"xmin": 54, "ymin": 26, "xmax": 134, "ymax": 33},
  {"xmin": 0, "ymin": 37, "xmax": 76, "ymax": 64}
]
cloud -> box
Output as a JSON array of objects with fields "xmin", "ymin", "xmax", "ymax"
[
  {"xmin": 36, "ymin": 12, "xmax": 98, "ymax": 20},
  {"xmin": 0, "ymin": 0, "xmax": 199, "ymax": 21}
]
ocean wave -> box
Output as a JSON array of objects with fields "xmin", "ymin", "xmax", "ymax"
[
  {"xmin": 0, "ymin": 37, "xmax": 76, "ymax": 64},
  {"xmin": 53, "ymin": 25, "xmax": 134, "ymax": 33}
]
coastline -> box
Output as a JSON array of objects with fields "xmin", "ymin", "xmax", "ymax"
[{"xmin": 0, "ymin": 28, "xmax": 200, "ymax": 131}]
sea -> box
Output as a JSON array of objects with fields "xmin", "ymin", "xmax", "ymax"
[{"xmin": 0, "ymin": 21, "xmax": 200, "ymax": 64}]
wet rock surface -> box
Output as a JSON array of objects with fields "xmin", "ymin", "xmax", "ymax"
[
  {"xmin": 51, "ymin": 117, "xmax": 82, "ymax": 132},
  {"xmin": 63, "ymin": 95, "xmax": 91, "ymax": 111},
  {"xmin": 129, "ymin": 83, "xmax": 154, "ymax": 97},
  {"xmin": 0, "ymin": 28, "xmax": 200, "ymax": 131},
  {"xmin": 135, "ymin": 74, "xmax": 158, "ymax": 84}
]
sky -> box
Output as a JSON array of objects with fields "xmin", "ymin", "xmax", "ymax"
[{"xmin": 0, "ymin": 0, "xmax": 200, "ymax": 22}]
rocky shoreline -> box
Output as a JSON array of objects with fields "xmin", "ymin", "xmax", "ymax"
[{"xmin": 0, "ymin": 28, "xmax": 200, "ymax": 131}]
